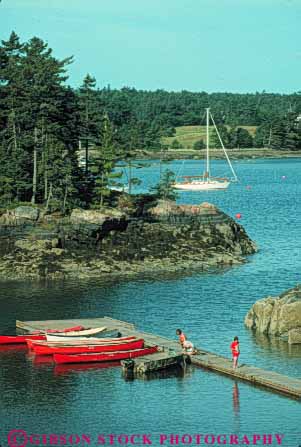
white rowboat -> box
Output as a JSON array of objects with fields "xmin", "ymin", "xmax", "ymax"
[{"xmin": 46, "ymin": 327, "xmax": 106, "ymax": 339}]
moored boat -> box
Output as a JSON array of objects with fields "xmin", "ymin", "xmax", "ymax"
[
  {"xmin": 172, "ymin": 108, "xmax": 238, "ymax": 191},
  {"xmin": 53, "ymin": 346, "xmax": 159, "ymax": 364},
  {"xmin": 31, "ymin": 338, "xmax": 145, "ymax": 355},
  {"xmin": 45, "ymin": 327, "xmax": 106, "ymax": 337},
  {"xmin": 31, "ymin": 325, "xmax": 86, "ymax": 334},
  {"xmin": 0, "ymin": 334, "xmax": 46, "ymax": 345},
  {"xmin": 27, "ymin": 335, "xmax": 136, "ymax": 350}
]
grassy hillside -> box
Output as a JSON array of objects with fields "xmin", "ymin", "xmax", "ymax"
[{"xmin": 162, "ymin": 125, "xmax": 257, "ymax": 149}]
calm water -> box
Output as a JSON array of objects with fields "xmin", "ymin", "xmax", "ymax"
[{"xmin": 1, "ymin": 158, "xmax": 301, "ymax": 446}]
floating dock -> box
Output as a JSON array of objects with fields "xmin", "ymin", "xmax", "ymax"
[
  {"xmin": 121, "ymin": 350, "xmax": 185, "ymax": 374},
  {"xmin": 17, "ymin": 317, "xmax": 301, "ymax": 399}
]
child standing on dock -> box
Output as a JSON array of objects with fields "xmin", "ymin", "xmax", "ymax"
[{"xmin": 231, "ymin": 336, "xmax": 240, "ymax": 369}]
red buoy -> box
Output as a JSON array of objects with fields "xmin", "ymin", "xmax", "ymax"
[{"xmin": 235, "ymin": 213, "xmax": 242, "ymax": 219}]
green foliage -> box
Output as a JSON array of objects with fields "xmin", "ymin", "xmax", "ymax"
[
  {"xmin": 193, "ymin": 139, "xmax": 205, "ymax": 150},
  {"xmin": 211, "ymin": 125, "xmax": 253, "ymax": 149},
  {"xmin": 0, "ymin": 31, "xmax": 80, "ymax": 208},
  {"xmin": 150, "ymin": 170, "xmax": 178, "ymax": 201},
  {"xmin": 170, "ymin": 138, "xmax": 183, "ymax": 149},
  {"xmin": 1, "ymin": 31, "xmax": 301, "ymax": 212},
  {"xmin": 90, "ymin": 113, "xmax": 122, "ymax": 206}
]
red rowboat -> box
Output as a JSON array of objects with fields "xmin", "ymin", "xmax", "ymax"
[
  {"xmin": 53, "ymin": 346, "xmax": 158, "ymax": 364},
  {"xmin": 32, "ymin": 339, "xmax": 145, "ymax": 355},
  {"xmin": 26, "ymin": 336, "xmax": 136, "ymax": 350},
  {"xmin": 0, "ymin": 335, "xmax": 46, "ymax": 345}
]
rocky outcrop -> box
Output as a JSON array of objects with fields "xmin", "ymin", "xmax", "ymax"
[
  {"xmin": 70, "ymin": 208, "xmax": 125, "ymax": 225},
  {"xmin": 245, "ymin": 285, "xmax": 301, "ymax": 344},
  {"xmin": 0, "ymin": 206, "xmax": 39, "ymax": 225},
  {"xmin": 0, "ymin": 200, "xmax": 257, "ymax": 280},
  {"xmin": 288, "ymin": 328, "xmax": 301, "ymax": 344}
]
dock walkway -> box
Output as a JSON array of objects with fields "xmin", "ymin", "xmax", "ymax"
[{"xmin": 17, "ymin": 317, "xmax": 301, "ymax": 399}]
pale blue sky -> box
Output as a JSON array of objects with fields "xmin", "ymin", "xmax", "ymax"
[{"xmin": 0, "ymin": 0, "xmax": 300, "ymax": 93}]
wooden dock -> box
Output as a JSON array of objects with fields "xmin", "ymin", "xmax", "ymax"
[{"xmin": 17, "ymin": 317, "xmax": 301, "ymax": 399}]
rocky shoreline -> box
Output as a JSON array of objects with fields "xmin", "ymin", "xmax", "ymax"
[
  {"xmin": 138, "ymin": 148, "xmax": 301, "ymax": 161},
  {"xmin": 0, "ymin": 198, "xmax": 257, "ymax": 280},
  {"xmin": 245, "ymin": 285, "xmax": 301, "ymax": 344}
]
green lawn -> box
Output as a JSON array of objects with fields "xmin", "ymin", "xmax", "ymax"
[{"xmin": 162, "ymin": 125, "xmax": 257, "ymax": 149}]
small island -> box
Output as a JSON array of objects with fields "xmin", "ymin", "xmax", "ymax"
[{"xmin": 0, "ymin": 197, "xmax": 257, "ymax": 280}]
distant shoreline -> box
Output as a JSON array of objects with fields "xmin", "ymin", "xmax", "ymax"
[{"xmin": 136, "ymin": 149, "xmax": 301, "ymax": 160}]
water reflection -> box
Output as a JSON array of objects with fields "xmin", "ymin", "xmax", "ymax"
[
  {"xmin": 250, "ymin": 330, "xmax": 301, "ymax": 358},
  {"xmin": 54, "ymin": 361, "xmax": 121, "ymax": 375},
  {"xmin": 232, "ymin": 382, "xmax": 240, "ymax": 414},
  {"xmin": 232, "ymin": 382, "xmax": 240, "ymax": 432}
]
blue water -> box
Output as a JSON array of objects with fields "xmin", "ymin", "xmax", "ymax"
[{"xmin": 1, "ymin": 158, "xmax": 301, "ymax": 447}]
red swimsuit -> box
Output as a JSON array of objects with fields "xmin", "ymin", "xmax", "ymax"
[
  {"xmin": 231, "ymin": 340, "xmax": 240, "ymax": 357},
  {"xmin": 179, "ymin": 333, "xmax": 186, "ymax": 345}
]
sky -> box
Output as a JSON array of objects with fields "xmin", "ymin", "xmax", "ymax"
[{"xmin": 0, "ymin": 0, "xmax": 300, "ymax": 93}]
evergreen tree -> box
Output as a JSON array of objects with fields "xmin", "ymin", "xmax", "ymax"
[
  {"xmin": 193, "ymin": 139, "xmax": 205, "ymax": 150},
  {"xmin": 150, "ymin": 169, "xmax": 178, "ymax": 201},
  {"xmin": 170, "ymin": 139, "xmax": 182, "ymax": 149},
  {"xmin": 78, "ymin": 74, "xmax": 100, "ymax": 173},
  {"xmin": 91, "ymin": 113, "xmax": 121, "ymax": 206},
  {"xmin": 0, "ymin": 32, "xmax": 79, "ymax": 206}
]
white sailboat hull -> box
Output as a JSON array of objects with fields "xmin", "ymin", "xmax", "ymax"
[
  {"xmin": 171, "ymin": 108, "xmax": 238, "ymax": 191},
  {"xmin": 173, "ymin": 180, "xmax": 230, "ymax": 191}
]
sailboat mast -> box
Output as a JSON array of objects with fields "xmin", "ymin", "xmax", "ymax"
[
  {"xmin": 206, "ymin": 107, "xmax": 210, "ymax": 178},
  {"xmin": 209, "ymin": 111, "xmax": 238, "ymax": 182}
]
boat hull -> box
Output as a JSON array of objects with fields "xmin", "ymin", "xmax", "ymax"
[
  {"xmin": 46, "ymin": 335, "xmax": 106, "ymax": 342},
  {"xmin": 0, "ymin": 335, "xmax": 46, "ymax": 345},
  {"xmin": 53, "ymin": 346, "xmax": 158, "ymax": 364},
  {"xmin": 173, "ymin": 181, "xmax": 230, "ymax": 191},
  {"xmin": 47, "ymin": 327, "xmax": 106, "ymax": 337},
  {"xmin": 28, "ymin": 336, "xmax": 136, "ymax": 349},
  {"xmin": 32, "ymin": 339, "xmax": 145, "ymax": 355}
]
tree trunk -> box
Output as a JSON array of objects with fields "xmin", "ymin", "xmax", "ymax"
[
  {"xmin": 44, "ymin": 134, "xmax": 48, "ymax": 201},
  {"xmin": 12, "ymin": 115, "xmax": 18, "ymax": 154},
  {"xmin": 100, "ymin": 172, "xmax": 104, "ymax": 206},
  {"xmin": 63, "ymin": 181, "xmax": 68, "ymax": 214},
  {"xmin": 268, "ymin": 127, "xmax": 273, "ymax": 148},
  {"xmin": 45, "ymin": 182, "xmax": 53, "ymax": 212},
  {"xmin": 85, "ymin": 137, "xmax": 89, "ymax": 174},
  {"xmin": 128, "ymin": 160, "xmax": 132, "ymax": 194},
  {"xmin": 31, "ymin": 127, "xmax": 38, "ymax": 204}
]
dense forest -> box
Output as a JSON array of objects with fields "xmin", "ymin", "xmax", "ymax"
[{"xmin": 0, "ymin": 32, "xmax": 301, "ymax": 208}]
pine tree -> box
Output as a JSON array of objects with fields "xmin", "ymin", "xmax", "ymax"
[
  {"xmin": 0, "ymin": 32, "xmax": 79, "ymax": 205},
  {"xmin": 150, "ymin": 170, "xmax": 178, "ymax": 201},
  {"xmin": 91, "ymin": 113, "xmax": 121, "ymax": 206},
  {"xmin": 78, "ymin": 74, "xmax": 99, "ymax": 174}
]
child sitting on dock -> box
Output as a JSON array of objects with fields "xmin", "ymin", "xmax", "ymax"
[
  {"xmin": 176, "ymin": 329, "xmax": 196, "ymax": 354},
  {"xmin": 176, "ymin": 329, "xmax": 186, "ymax": 347},
  {"xmin": 230, "ymin": 336, "xmax": 240, "ymax": 369}
]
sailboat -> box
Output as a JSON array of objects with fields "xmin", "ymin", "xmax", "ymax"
[{"xmin": 173, "ymin": 108, "xmax": 238, "ymax": 191}]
